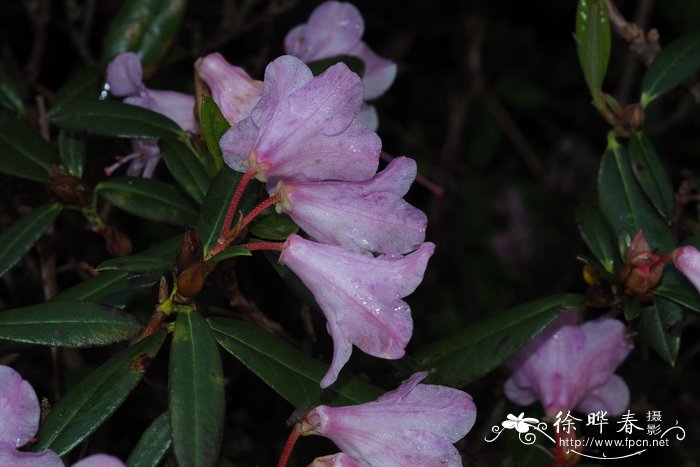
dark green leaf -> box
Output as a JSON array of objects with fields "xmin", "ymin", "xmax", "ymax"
[
  {"xmin": 0, "ymin": 116, "xmax": 59, "ymax": 182},
  {"xmin": 249, "ymin": 212, "xmax": 298, "ymax": 241},
  {"xmin": 96, "ymin": 177, "xmax": 197, "ymax": 225},
  {"xmin": 209, "ymin": 317, "xmax": 382, "ymax": 407},
  {"xmin": 206, "ymin": 245, "xmax": 251, "ymax": 264},
  {"xmin": 598, "ymin": 135, "xmax": 674, "ymax": 253},
  {"xmin": 0, "ymin": 203, "xmax": 61, "ymax": 277},
  {"xmin": 162, "ymin": 139, "xmax": 211, "ymax": 204},
  {"xmin": 641, "ymin": 33, "xmax": 700, "ymax": 107},
  {"xmin": 49, "ymin": 98, "xmax": 184, "ymax": 139},
  {"xmin": 126, "ymin": 411, "xmax": 172, "ymax": 467},
  {"xmin": 199, "ymin": 96, "xmax": 230, "ymax": 171},
  {"xmin": 169, "ymin": 311, "xmax": 225, "ymax": 467},
  {"xmin": 655, "ymin": 266, "xmax": 700, "ymax": 314},
  {"xmin": 58, "ymin": 131, "xmax": 86, "ymax": 178},
  {"xmin": 101, "ymin": 0, "xmax": 187, "ymax": 73},
  {"xmin": 307, "ymin": 55, "xmax": 365, "ymax": 77},
  {"xmin": 34, "ymin": 332, "xmax": 166, "ymax": 455},
  {"xmin": 0, "ymin": 68, "xmax": 24, "ymax": 114},
  {"xmin": 51, "ymin": 67, "xmax": 100, "ymax": 109},
  {"xmin": 414, "ymin": 294, "xmax": 586, "ymax": 387},
  {"xmin": 627, "ymin": 133, "xmax": 675, "ymax": 220},
  {"xmin": 624, "ymin": 300, "xmax": 642, "ymax": 321},
  {"xmin": 0, "ymin": 301, "xmax": 141, "ymax": 347},
  {"xmin": 575, "ymin": 0, "xmax": 610, "ymax": 104},
  {"xmin": 639, "ymin": 297, "xmax": 682, "ymax": 364},
  {"xmin": 54, "ymin": 270, "xmax": 161, "ymax": 305},
  {"xmin": 97, "ymin": 235, "xmax": 182, "ymax": 273},
  {"xmin": 197, "ymin": 166, "xmax": 242, "ymax": 255},
  {"xmin": 576, "ymin": 204, "xmax": 617, "ymax": 274}
]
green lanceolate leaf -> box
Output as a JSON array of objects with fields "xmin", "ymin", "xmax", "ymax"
[
  {"xmin": 52, "ymin": 67, "xmax": 100, "ymax": 109},
  {"xmin": 101, "ymin": 0, "xmax": 187, "ymax": 73},
  {"xmin": 639, "ymin": 296, "xmax": 682, "ymax": 364},
  {"xmin": 197, "ymin": 166, "xmax": 242, "ymax": 255},
  {"xmin": 575, "ymin": 0, "xmax": 611, "ymax": 105},
  {"xmin": 641, "ymin": 32, "xmax": 700, "ymax": 107},
  {"xmin": 249, "ymin": 212, "xmax": 299, "ymax": 241},
  {"xmin": 169, "ymin": 311, "xmax": 225, "ymax": 467},
  {"xmin": 58, "ymin": 130, "xmax": 86, "ymax": 178},
  {"xmin": 49, "ymin": 99, "xmax": 184, "ymax": 139},
  {"xmin": 54, "ymin": 270, "xmax": 161, "ymax": 305},
  {"xmin": 96, "ymin": 233, "xmax": 182, "ymax": 273},
  {"xmin": 0, "ymin": 301, "xmax": 141, "ymax": 347},
  {"xmin": 598, "ymin": 134, "xmax": 674, "ymax": 253},
  {"xmin": 0, "ymin": 203, "xmax": 62, "ymax": 277},
  {"xmin": 162, "ymin": 139, "xmax": 211, "ymax": 204},
  {"xmin": 199, "ymin": 97, "xmax": 230, "ymax": 171},
  {"xmin": 627, "ymin": 133, "xmax": 675, "ymax": 220},
  {"xmin": 414, "ymin": 294, "xmax": 586, "ymax": 387},
  {"xmin": 0, "ymin": 115, "xmax": 59, "ymax": 182},
  {"xmin": 576, "ymin": 204, "xmax": 617, "ymax": 275},
  {"xmin": 210, "ymin": 318, "xmax": 382, "ymax": 408},
  {"xmin": 34, "ymin": 332, "xmax": 166, "ymax": 456},
  {"xmin": 126, "ymin": 411, "xmax": 172, "ymax": 467},
  {"xmin": 655, "ymin": 266, "xmax": 700, "ymax": 314},
  {"xmin": 96, "ymin": 177, "xmax": 198, "ymax": 225},
  {"xmin": 0, "ymin": 69, "xmax": 24, "ymax": 115}
]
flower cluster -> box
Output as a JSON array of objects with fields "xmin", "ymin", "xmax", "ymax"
[
  {"xmin": 504, "ymin": 310, "xmax": 633, "ymax": 417},
  {"xmin": 105, "ymin": 52, "xmax": 199, "ymax": 177},
  {"xmin": 0, "ymin": 365, "xmax": 124, "ymax": 467},
  {"xmin": 218, "ymin": 52, "xmax": 433, "ymax": 388}
]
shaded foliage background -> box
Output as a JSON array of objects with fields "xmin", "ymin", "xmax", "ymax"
[{"xmin": 1, "ymin": 0, "xmax": 700, "ymax": 465}]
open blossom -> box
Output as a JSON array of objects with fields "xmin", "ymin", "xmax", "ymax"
[
  {"xmin": 284, "ymin": 1, "xmax": 397, "ymax": 101},
  {"xmin": 300, "ymin": 372, "xmax": 476, "ymax": 466},
  {"xmin": 105, "ymin": 52, "xmax": 198, "ymax": 177},
  {"xmin": 0, "ymin": 365, "xmax": 124, "ymax": 467},
  {"xmin": 280, "ymin": 235, "xmax": 434, "ymax": 388},
  {"xmin": 673, "ymin": 245, "xmax": 700, "ymax": 294},
  {"xmin": 220, "ymin": 55, "xmax": 381, "ymax": 183},
  {"xmin": 274, "ymin": 157, "xmax": 426, "ymax": 256},
  {"xmin": 196, "ymin": 52, "xmax": 263, "ymax": 125},
  {"xmin": 504, "ymin": 310, "xmax": 633, "ymax": 417}
]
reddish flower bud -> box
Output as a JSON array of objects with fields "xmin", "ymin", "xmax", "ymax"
[
  {"xmin": 47, "ymin": 170, "xmax": 91, "ymax": 206},
  {"xmin": 618, "ymin": 230, "xmax": 670, "ymax": 297}
]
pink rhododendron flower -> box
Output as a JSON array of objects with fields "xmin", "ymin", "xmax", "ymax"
[
  {"xmin": 504, "ymin": 310, "xmax": 633, "ymax": 417},
  {"xmin": 274, "ymin": 156, "xmax": 426, "ymax": 256},
  {"xmin": 284, "ymin": 1, "xmax": 397, "ymax": 100},
  {"xmin": 309, "ymin": 453, "xmax": 360, "ymax": 467},
  {"xmin": 220, "ymin": 55, "xmax": 381, "ymax": 183},
  {"xmin": 196, "ymin": 52, "xmax": 263, "ymax": 125},
  {"xmin": 0, "ymin": 365, "xmax": 124, "ymax": 467},
  {"xmin": 279, "ymin": 235, "xmax": 434, "ymax": 388},
  {"xmin": 105, "ymin": 52, "xmax": 198, "ymax": 177},
  {"xmin": 673, "ymin": 245, "xmax": 700, "ymax": 294},
  {"xmin": 300, "ymin": 372, "xmax": 476, "ymax": 466}
]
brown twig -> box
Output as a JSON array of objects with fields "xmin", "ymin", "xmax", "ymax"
[
  {"xmin": 615, "ymin": 0, "xmax": 656, "ymax": 103},
  {"xmin": 23, "ymin": 0, "xmax": 52, "ymax": 86},
  {"xmin": 605, "ymin": 0, "xmax": 661, "ymax": 66}
]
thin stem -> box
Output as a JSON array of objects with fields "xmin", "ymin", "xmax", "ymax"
[
  {"xmin": 220, "ymin": 168, "xmax": 256, "ymax": 241},
  {"xmin": 277, "ymin": 427, "xmax": 301, "ymax": 467},
  {"xmin": 245, "ymin": 241, "xmax": 284, "ymax": 252},
  {"xmin": 233, "ymin": 193, "xmax": 282, "ymax": 238}
]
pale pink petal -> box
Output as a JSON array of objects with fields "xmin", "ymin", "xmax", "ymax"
[
  {"xmin": 356, "ymin": 104, "xmax": 378, "ymax": 131},
  {"xmin": 674, "ymin": 245, "xmax": 700, "ymax": 293},
  {"xmin": 349, "ymin": 42, "xmax": 397, "ymax": 100},
  {"xmin": 277, "ymin": 157, "xmax": 426, "ymax": 256},
  {"xmin": 106, "ymin": 52, "xmax": 143, "ymax": 97},
  {"xmin": 0, "ymin": 366, "xmax": 40, "ymax": 448},
  {"xmin": 280, "ymin": 236, "xmax": 434, "ymax": 387},
  {"xmin": 284, "ymin": 2, "xmax": 364, "ymax": 61},
  {"xmin": 220, "ymin": 117, "xmax": 259, "ymax": 173},
  {"xmin": 72, "ymin": 454, "xmax": 126, "ymax": 467},
  {"xmin": 310, "ymin": 452, "xmax": 362, "ymax": 467},
  {"xmin": 197, "ymin": 53, "xmax": 263, "ymax": 125},
  {"xmin": 0, "ymin": 448, "xmax": 63, "ymax": 467},
  {"xmin": 576, "ymin": 374, "xmax": 630, "ymax": 417}
]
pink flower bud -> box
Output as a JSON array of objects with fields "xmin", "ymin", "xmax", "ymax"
[{"xmin": 673, "ymin": 245, "xmax": 700, "ymax": 294}]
